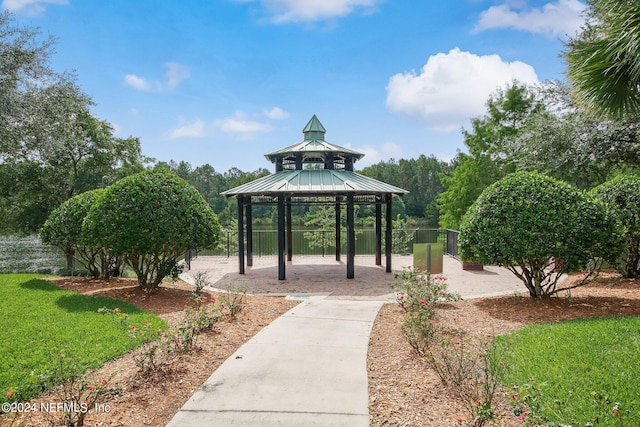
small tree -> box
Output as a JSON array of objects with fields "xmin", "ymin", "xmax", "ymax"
[
  {"xmin": 303, "ymin": 205, "xmax": 345, "ymax": 253},
  {"xmin": 83, "ymin": 169, "xmax": 221, "ymax": 289},
  {"xmin": 591, "ymin": 173, "xmax": 640, "ymax": 278},
  {"xmin": 40, "ymin": 189, "xmax": 122, "ymax": 278},
  {"xmin": 459, "ymin": 172, "xmax": 623, "ymax": 297}
]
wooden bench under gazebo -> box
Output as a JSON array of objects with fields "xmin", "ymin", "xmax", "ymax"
[{"xmin": 221, "ymin": 115, "xmax": 408, "ymax": 279}]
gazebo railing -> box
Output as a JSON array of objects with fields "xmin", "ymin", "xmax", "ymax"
[{"xmin": 197, "ymin": 228, "xmax": 460, "ymax": 258}]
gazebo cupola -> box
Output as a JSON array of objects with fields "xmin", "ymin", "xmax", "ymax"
[{"xmin": 265, "ymin": 115, "xmax": 364, "ymax": 172}]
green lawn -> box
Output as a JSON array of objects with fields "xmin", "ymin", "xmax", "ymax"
[
  {"xmin": 0, "ymin": 274, "xmax": 165, "ymax": 403},
  {"xmin": 494, "ymin": 316, "xmax": 640, "ymax": 426}
]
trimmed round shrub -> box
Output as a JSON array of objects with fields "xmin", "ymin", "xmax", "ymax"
[
  {"xmin": 41, "ymin": 189, "xmax": 121, "ymax": 278},
  {"xmin": 82, "ymin": 169, "xmax": 220, "ymax": 289},
  {"xmin": 591, "ymin": 173, "xmax": 640, "ymax": 278},
  {"xmin": 459, "ymin": 172, "xmax": 623, "ymax": 297},
  {"xmin": 41, "ymin": 191, "xmax": 96, "ymax": 268}
]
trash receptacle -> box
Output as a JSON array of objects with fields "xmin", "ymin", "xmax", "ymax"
[{"xmin": 413, "ymin": 243, "xmax": 443, "ymax": 274}]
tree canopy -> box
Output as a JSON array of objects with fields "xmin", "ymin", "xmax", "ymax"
[
  {"xmin": 0, "ymin": 12, "xmax": 147, "ymax": 234},
  {"xmin": 360, "ymin": 154, "xmax": 450, "ymax": 224},
  {"xmin": 437, "ymin": 82, "xmax": 543, "ymax": 230},
  {"xmin": 510, "ymin": 81, "xmax": 640, "ymax": 189}
]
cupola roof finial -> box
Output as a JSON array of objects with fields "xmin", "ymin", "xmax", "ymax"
[{"xmin": 302, "ymin": 114, "xmax": 326, "ymax": 141}]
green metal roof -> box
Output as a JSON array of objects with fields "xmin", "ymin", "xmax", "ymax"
[
  {"xmin": 264, "ymin": 115, "xmax": 364, "ymax": 164},
  {"xmin": 302, "ymin": 114, "xmax": 326, "ymax": 134},
  {"xmin": 222, "ymin": 115, "xmax": 409, "ymax": 198},
  {"xmin": 264, "ymin": 140, "xmax": 364, "ymax": 164},
  {"xmin": 221, "ymin": 169, "xmax": 408, "ymax": 197}
]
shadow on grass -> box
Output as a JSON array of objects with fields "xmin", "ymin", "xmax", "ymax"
[
  {"xmin": 55, "ymin": 293, "xmax": 146, "ymax": 314},
  {"xmin": 19, "ymin": 278, "xmax": 62, "ymax": 292}
]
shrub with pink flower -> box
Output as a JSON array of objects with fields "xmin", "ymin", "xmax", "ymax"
[
  {"xmin": 391, "ymin": 266, "xmax": 460, "ymax": 315},
  {"xmin": 390, "ymin": 267, "xmax": 461, "ymax": 356}
]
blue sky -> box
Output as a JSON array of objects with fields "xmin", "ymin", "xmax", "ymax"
[{"xmin": 4, "ymin": 0, "xmax": 587, "ymax": 172}]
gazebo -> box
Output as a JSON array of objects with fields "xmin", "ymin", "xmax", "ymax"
[{"xmin": 221, "ymin": 115, "xmax": 408, "ymax": 280}]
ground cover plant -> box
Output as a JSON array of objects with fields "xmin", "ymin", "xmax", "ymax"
[
  {"xmin": 494, "ymin": 316, "xmax": 640, "ymax": 426},
  {"xmin": 0, "ymin": 274, "xmax": 165, "ymax": 404}
]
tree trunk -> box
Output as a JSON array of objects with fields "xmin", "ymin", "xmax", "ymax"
[
  {"xmin": 625, "ymin": 237, "xmax": 640, "ymax": 278},
  {"xmin": 65, "ymin": 248, "xmax": 75, "ymax": 269}
]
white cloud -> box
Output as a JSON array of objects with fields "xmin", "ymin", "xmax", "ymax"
[
  {"xmin": 475, "ymin": 0, "xmax": 586, "ymax": 38},
  {"xmin": 165, "ymin": 62, "xmax": 191, "ymax": 89},
  {"xmin": 264, "ymin": 106, "xmax": 291, "ymax": 119},
  {"xmin": 386, "ymin": 48, "xmax": 539, "ymax": 132},
  {"xmin": 2, "ymin": 0, "xmax": 67, "ymax": 14},
  {"xmin": 123, "ymin": 62, "xmax": 190, "ymax": 92},
  {"xmin": 168, "ymin": 118, "xmax": 207, "ymax": 139},
  {"xmin": 353, "ymin": 142, "xmax": 403, "ymax": 167},
  {"xmin": 247, "ymin": 0, "xmax": 381, "ymax": 23},
  {"xmin": 166, "ymin": 110, "xmax": 278, "ymax": 141},
  {"xmin": 123, "ymin": 74, "xmax": 156, "ymax": 92},
  {"xmin": 214, "ymin": 111, "xmax": 272, "ymax": 140}
]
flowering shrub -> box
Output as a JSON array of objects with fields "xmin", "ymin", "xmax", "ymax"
[
  {"xmin": 393, "ymin": 268, "xmax": 503, "ymax": 426},
  {"xmin": 426, "ymin": 327, "xmax": 503, "ymax": 427},
  {"xmin": 169, "ymin": 303, "xmax": 221, "ymax": 352},
  {"xmin": 391, "ymin": 267, "xmax": 460, "ymax": 354},
  {"xmin": 392, "ymin": 267, "xmax": 460, "ymax": 313},
  {"xmin": 44, "ymin": 352, "xmax": 117, "ymax": 427},
  {"xmin": 133, "ymin": 301, "xmax": 222, "ymax": 375},
  {"xmin": 134, "ymin": 276, "xmax": 235, "ymax": 375},
  {"xmin": 97, "ymin": 306, "xmax": 129, "ymax": 327},
  {"xmin": 97, "ymin": 307, "xmax": 156, "ymax": 342}
]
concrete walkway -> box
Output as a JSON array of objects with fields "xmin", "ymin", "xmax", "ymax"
[
  {"xmin": 166, "ymin": 298, "xmax": 383, "ymax": 427},
  {"xmin": 169, "ymin": 255, "xmax": 528, "ymax": 426}
]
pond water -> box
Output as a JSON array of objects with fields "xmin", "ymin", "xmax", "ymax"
[{"xmin": 0, "ymin": 235, "xmax": 66, "ymax": 274}]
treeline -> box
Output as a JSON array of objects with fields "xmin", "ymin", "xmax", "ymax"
[
  {"xmin": 359, "ymin": 155, "xmax": 451, "ymax": 225},
  {"xmin": 155, "ymin": 156, "xmax": 451, "ymax": 228}
]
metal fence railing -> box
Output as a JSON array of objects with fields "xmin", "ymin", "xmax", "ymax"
[
  {"xmin": 197, "ymin": 228, "xmax": 460, "ymax": 259},
  {"xmin": 446, "ymin": 229, "xmax": 460, "ymax": 260}
]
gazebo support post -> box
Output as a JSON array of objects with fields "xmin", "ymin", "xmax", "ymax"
[
  {"xmin": 375, "ymin": 201, "xmax": 382, "ymax": 266},
  {"xmin": 347, "ymin": 194, "xmax": 355, "ymax": 279},
  {"xmin": 335, "ymin": 197, "xmax": 341, "ymax": 261},
  {"xmin": 237, "ymin": 196, "xmax": 245, "ymax": 274},
  {"xmin": 277, "ymin": 194, "xmax": 286, "ymax": 280},
  {"xmin": 246, "ymin": 200, "xmax": 253, "ymax": 267},
  {"xmin": 286, "ymin": 197, "xmax": 292, "ymax": 262},
  {"xmin": 385, "ymin": 194, "xmax": 393, "ymax": 273}
]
